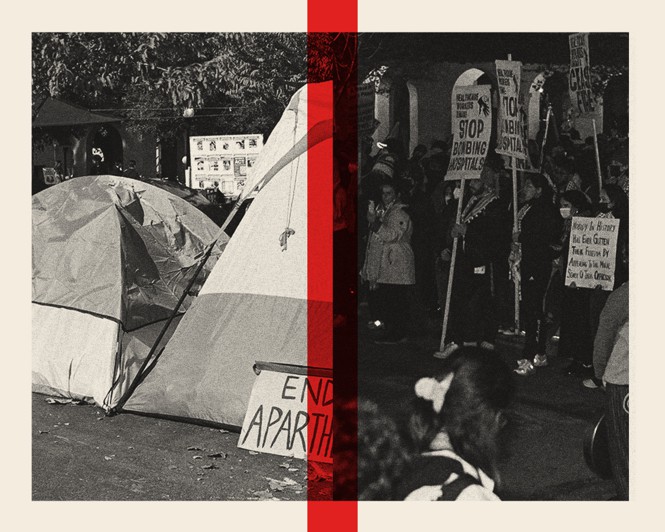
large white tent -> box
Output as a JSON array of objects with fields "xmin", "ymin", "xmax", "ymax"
[{"xmin": 122, "ymin": 83, "xmax": 333, "ymax": 428}]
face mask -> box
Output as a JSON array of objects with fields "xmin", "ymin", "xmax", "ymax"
[
  {"xmin": 598, "ymin": 203, "xmax": 611, "ymax": 213},
  {"xmin": 453, "ymin": 187, "xmax": 462, "ymax": 200},
  {"xmin": 560, "ymin": 207, "xmax": 572, "ymax": 219}
]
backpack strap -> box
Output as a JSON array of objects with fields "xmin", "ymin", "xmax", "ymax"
[
  {"xmin": 436, "ymin": 473, "xmax": 481, "ymax": 501},
  {"xmin": 398, "ymin": 455, "xmax": 481, "ymax": 500}
]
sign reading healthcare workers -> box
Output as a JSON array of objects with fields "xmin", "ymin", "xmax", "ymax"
[
  {"xmin": 569, "ymin": 33, "xmax": 595, "ymax": 115},
  {"xmin": 565, "ymin": 216, "xmax": 620, "ymax": 291},
  {"xmin": 239, "ymin": 364, "xmax": 332, "ymax": 463},
  {"xmin": 495, "ymin": 60, "xmax": 529, "ymax": 161},
  {"xmin": 189, "ymin": 134, "xmax": 262, "ymax": 196},
  {"xmin": 446, "ymin": 84, "xmax": 492, "ymax": 181}
]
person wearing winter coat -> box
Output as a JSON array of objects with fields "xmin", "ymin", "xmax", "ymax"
[{"xmin": 361, "ymin": 181, "xmax": 416, "ymax": 343}]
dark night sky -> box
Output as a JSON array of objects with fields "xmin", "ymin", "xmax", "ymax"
[{"xmin": 359, "ymin": 33, "xmax": 628, "ymax": 67}]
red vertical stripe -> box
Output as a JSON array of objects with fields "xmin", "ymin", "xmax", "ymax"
[{"xmin": 308, "ymin": 0, "xmax": 358, "ymax": 530}]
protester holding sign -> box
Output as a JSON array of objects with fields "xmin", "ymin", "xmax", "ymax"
[
  {"xmin": 513, "ymin": 174, "xmax": 562, "ymax": 376},
  {"xmin": 442, "ymin": 167, "xmax": 509, "ymax": 356}
]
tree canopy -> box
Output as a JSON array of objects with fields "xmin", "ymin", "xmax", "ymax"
[{"xmin": 33, "ymin": 33, "xmax": 311, "ymax": 141}]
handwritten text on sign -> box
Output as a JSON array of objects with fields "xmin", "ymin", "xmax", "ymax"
[
  {"xmin": 239, "ymin": 370, "xmax": 332, "ymax": 463},
  {"xmin": 446, "ymin": 85, "xmax": 492, "ymax": 181},
  {"xmin": 569, "ymin": 33, "xmax": 595, "ymax": 115},
  {"xmin": 565, "ymin": 216, "xmax": 619, "ymax": 291},
  {"xmin": 495, "ymin": 60, "xmax": 528, "ymax": 160}
]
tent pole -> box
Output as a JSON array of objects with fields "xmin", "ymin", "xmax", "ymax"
[{"xmin": 112, "ymin": 241, "xmax": 218, "ymax": 413}]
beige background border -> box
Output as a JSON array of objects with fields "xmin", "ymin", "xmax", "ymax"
[{"xmin": 4, "ymin": 1, "xmax": 660, "ymax": 529}]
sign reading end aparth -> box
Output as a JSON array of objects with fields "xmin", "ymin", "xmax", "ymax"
[{"xmin": 238, "ymin": 362, "xmax": 332, "ymax": 463}]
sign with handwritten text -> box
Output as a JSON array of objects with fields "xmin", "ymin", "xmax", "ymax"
[
  {"xmin": 446, "ymin": 85, "xmax": 492, "ymax": 181},
  {"xmin": 565, "ymin": 216, "xmax": 620, "ymax": 291},
  {"xmin": 239, "ymin": 364, "xmax": 332, "ymax": 463}
]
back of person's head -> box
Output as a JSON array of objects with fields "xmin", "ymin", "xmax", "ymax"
[
  {"xmin": 562, "ymin": 189, "xmax": 591, "ymax": 214},
  {"xmin": 408, "ymin": 348, "xmax": 514, "ymax": 479},
  {"xmin": 431, "ymin": 140, "xmax": 448, "ymax": 152},
  {"xmin": 357, "ymin": 400, "xmax": 411, "ymax": 500},
  {"xmin": 412, "ymin": 145, "xmax": 427, "ymax": 159}
]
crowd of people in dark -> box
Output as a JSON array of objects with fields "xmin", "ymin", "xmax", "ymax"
[{"xmin": 349, "ymin": 123, "xmax": 630, "ymax": 500}]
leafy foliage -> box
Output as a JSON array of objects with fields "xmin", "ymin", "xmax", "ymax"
[{"xmin": 33, "ymin": 33, "xmax": 309, "ymax": 141}]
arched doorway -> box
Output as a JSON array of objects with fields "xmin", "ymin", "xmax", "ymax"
[{"xmin": 90, "ymin": 124, "xmax": 123, "ymax": 174}]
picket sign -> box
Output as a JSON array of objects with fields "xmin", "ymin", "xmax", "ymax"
[
  {"xmin": 238, "ymin": 362, "xmax": 332, "ymax": 463},
  {"xmin": 564, "ymin": 216, "xmax": 620, "ymax": 291}
]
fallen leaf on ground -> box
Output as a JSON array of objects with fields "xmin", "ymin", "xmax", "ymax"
[
  {"xmin": 207, "ymin": 452, "xmax": 227, "ymax": 459},
  {"xmin": 45, "ymin": 397, "xmax": 72, "ymax": 405},
  {"xmin": 251, "ymin": 489, "xmax": 279, "ymax": 501},
  {"xmin": 187, "ymin": 446, "xmax": 203, "ymax": 451},
  {"xmin": 288, "ymin": 468, "xmax": 299, "ymax": 472},
  {"xmin": 279, "ymin": 462, "xmax": 290, "ymax": 469},
  {"xmin": 192, "ymin": 455, "xmax": 203, "ymax": 460},
  {"xmin": 104, "ymin": 455, "xmax": 114, "ymax": 461},
  {"xmin": 38, "ymin": 430, "xmax": 49, "ymax": 434},
  {"xmin": 249, "ymin": 451, "xmax": 259, "ymax": 455},
  {"xmin": 202, "ymin": 464, "xmax": 218, "ymax": 470}
]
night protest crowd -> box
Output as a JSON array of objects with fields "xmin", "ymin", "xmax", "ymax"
[{"xmin": 344, "ymin": 122, "xmax": 629, "ymax": 501}]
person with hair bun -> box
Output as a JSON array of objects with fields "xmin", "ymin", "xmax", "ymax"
[{"xmin": 399, "ymin": 348, "xmax": 515, "ymax": 501}]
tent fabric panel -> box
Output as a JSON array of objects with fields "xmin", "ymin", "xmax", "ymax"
[
  {"xmin": 32, "ymin": 304, "xmax": 119, "ymax": 407},
  {"xmin": 124, "ymin": 292, "xmax": 330, "ymax": 428},
  {"xmin": 33, "ymin": 202, "xmax": 125, "ymax": 322},
  {"xmin": 200, "ymin": 146, "xmax": 308, "ymax": 301},
  {"xmin": 106, "ymin": 315, "xmax": 183, "ymax": 408},
  {"xmin": 32, "ymin": 175, "xmax": 226, "ymax": 327}
]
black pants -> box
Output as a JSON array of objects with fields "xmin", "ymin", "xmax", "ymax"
[
  {"xmin": 375, "ymin": 283, "xmax": 411, "ymax": 340},
  {"xmin": 448, "ymin": 267, "xmax": 496, "ymax": 345},
  {"xmin": 521, "ymin": 264, "xmax": 551, "ymax": 358},
  {"xmin": 606, "ymin": 383, "xmax": 629, "ymax": 500},
  {"xmin": 559, "ymin": 286, "xmax": 593, "ymax": 364}
]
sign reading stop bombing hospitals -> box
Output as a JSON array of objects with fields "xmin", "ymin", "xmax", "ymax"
[
  {"xmin": 238, "ymin": 363, "xmax": 332, "ymax": 463},
  {"xmin": 446, "ymin": 84, "xmax": 492, "ymax": 181}
]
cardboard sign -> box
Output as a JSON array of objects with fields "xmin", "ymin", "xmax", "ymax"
[
  {"xmin": 238, "ymin": 363, "xmax": 332, "ymax": 463},
  {"xmin": 569, "ymin": 33, "xmax": 595, "ymax": 115},
  {"xmin": 565, "ymin": 216, "xmax": 620, "ymax": 291},
  {"xmin": 446, "ymin": 85, "xmax": 492, "ymax": 181},
  {"xmin": 189, "ymin": 134, "xmax": 263, "ymax": 194},
  {"xmin": 358, "ymin": 83, "xmax": 377, "ymax": 137},
  {"xmin": 495, "ymin": 60, "xmax": 528, "ymax": 161}
]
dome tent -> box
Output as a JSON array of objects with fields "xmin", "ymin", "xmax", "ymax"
[{"xmin": 32, "ymin": 175, "xmax": 227, "ymax": 410}]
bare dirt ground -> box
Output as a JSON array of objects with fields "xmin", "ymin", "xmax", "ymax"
[{"xmin": 32, "ymin": 394, "xmax": 331, "ymax": 501}]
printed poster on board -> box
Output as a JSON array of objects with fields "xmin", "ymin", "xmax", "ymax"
[
  {"xmin": 565, "ymin": 216, "xmax": 620, "ymax": 291},
  {"xmin": 189, "ymin": 134, "xmax": 263, "ymax": 194},
  {"xmin": 446, "ymin": 84, "xmax": 492, "ymax": 181}
]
